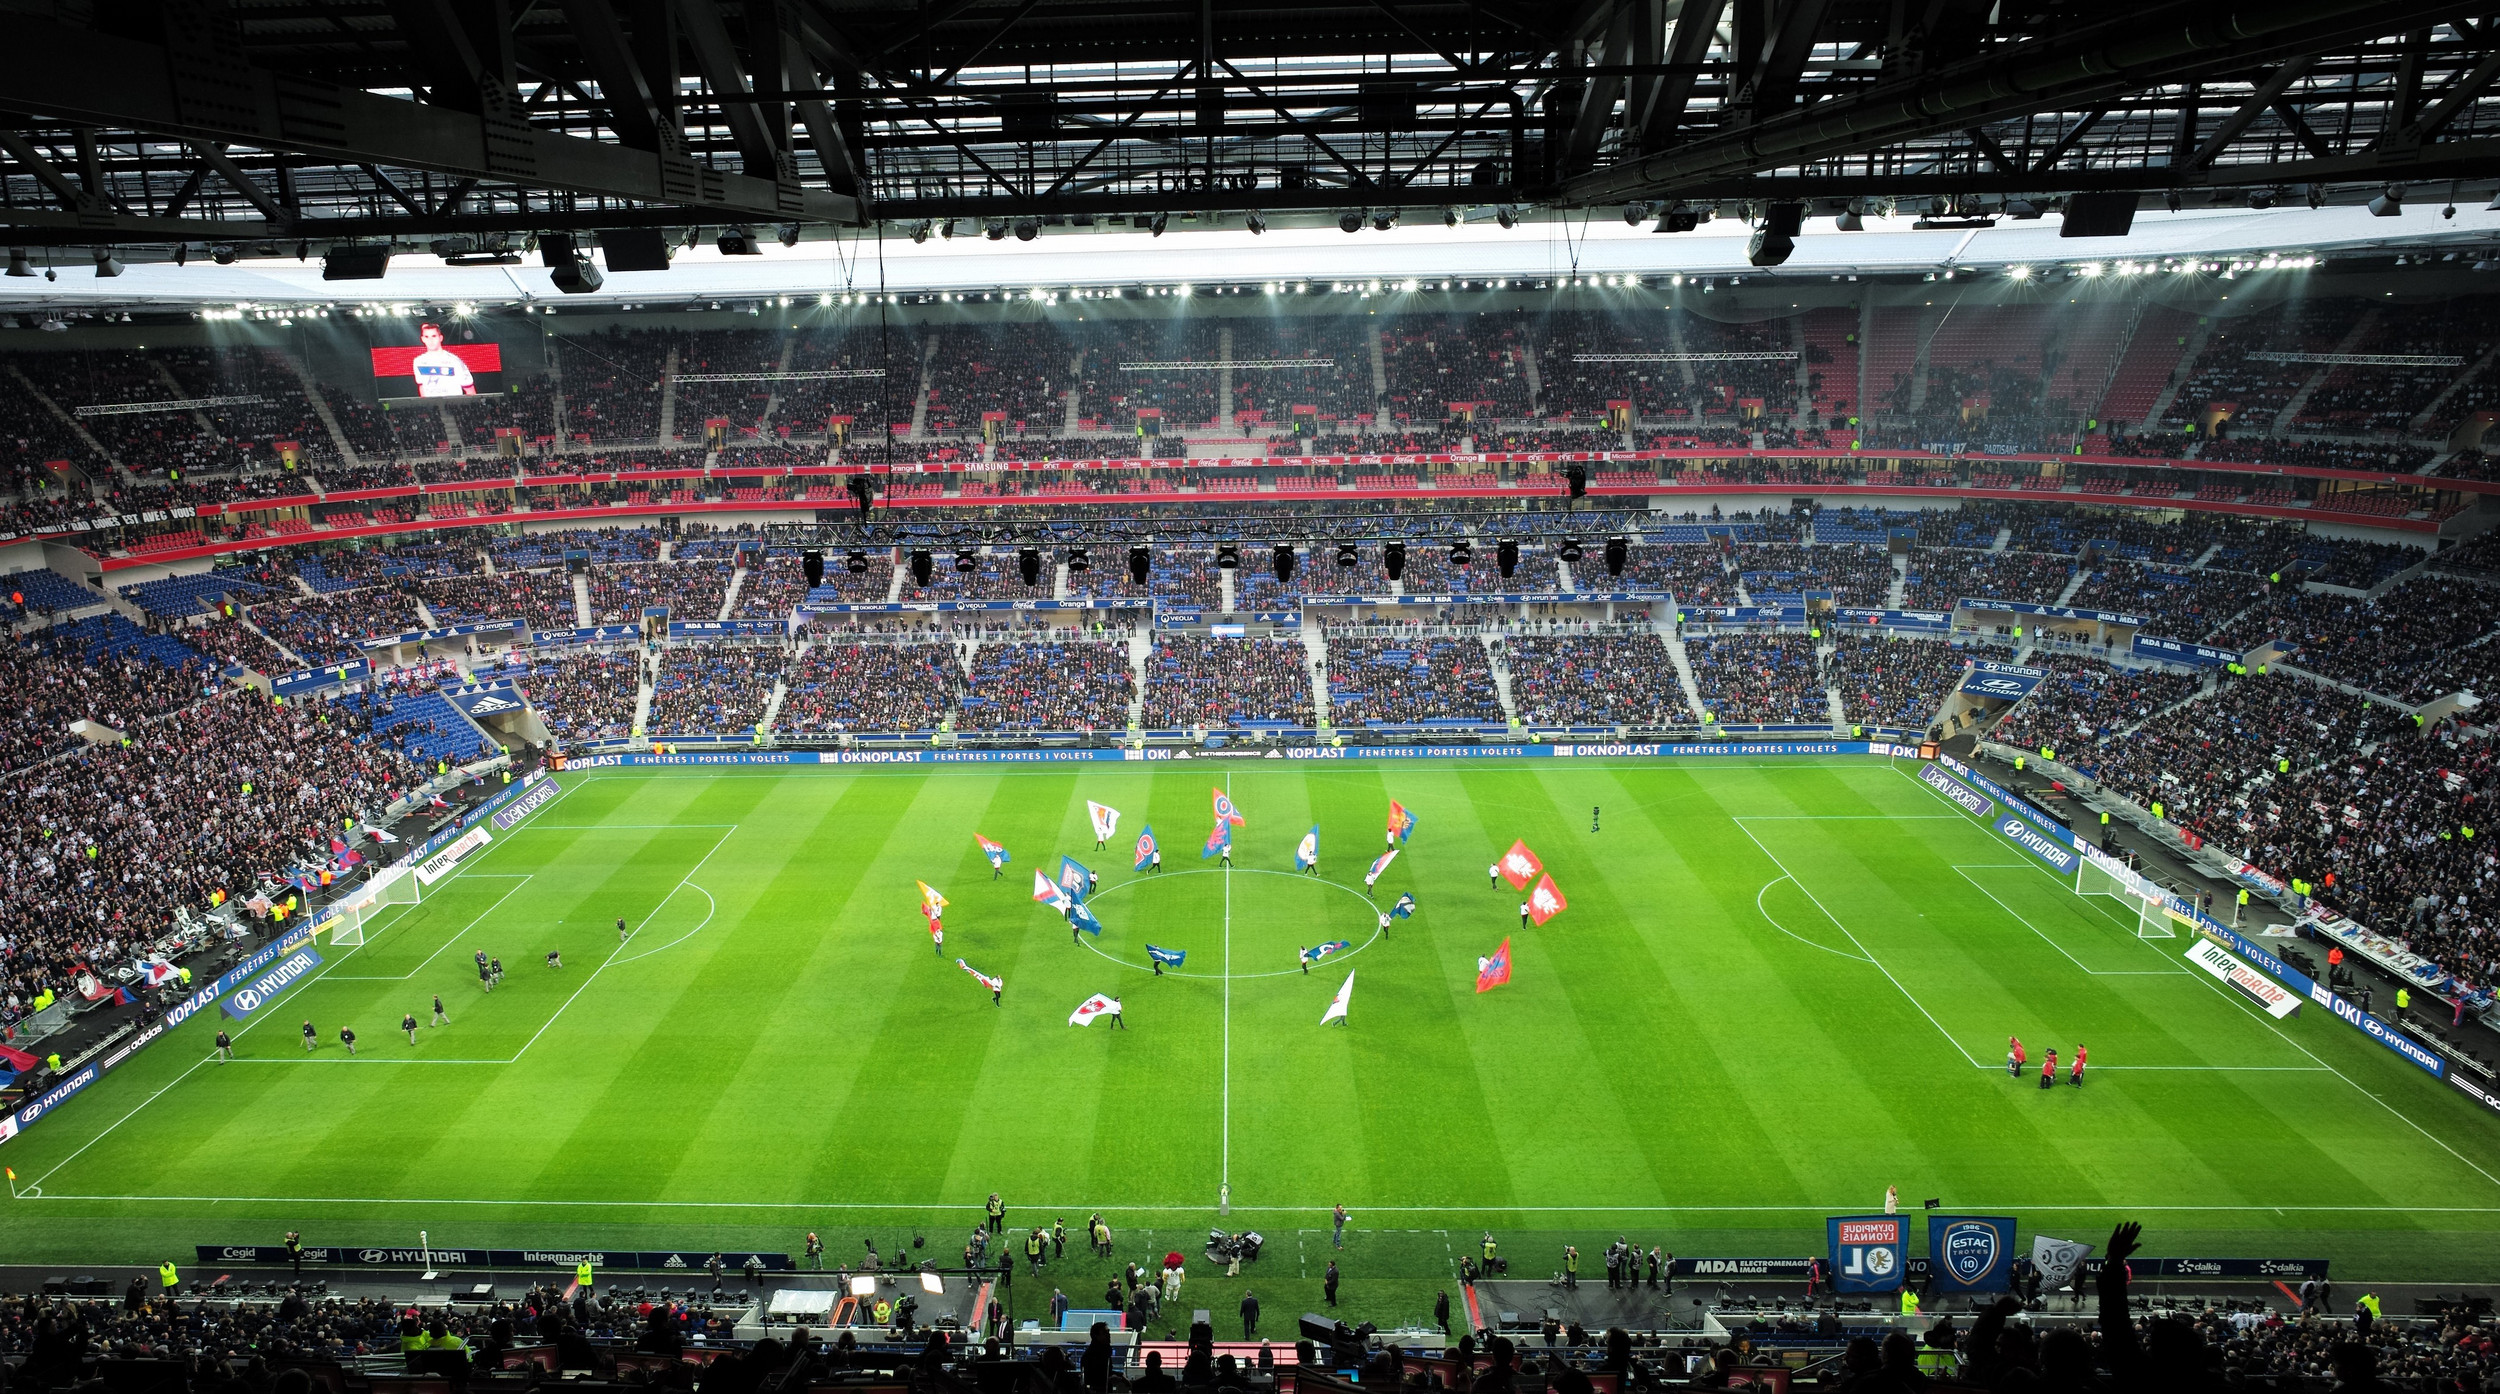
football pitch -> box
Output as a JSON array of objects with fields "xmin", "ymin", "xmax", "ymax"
[{"xmin": 7, "ymin": 754, "xmax": 2499, "ymax": 1315}]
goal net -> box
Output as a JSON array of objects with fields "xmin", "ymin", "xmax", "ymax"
[
  {"xmin": 323, "ymin": 865, "xmax": 419, "ymax": 947},
  {"xmin": 2077, "ymin": 852, "xmax": 2178, "ymax": 939}
]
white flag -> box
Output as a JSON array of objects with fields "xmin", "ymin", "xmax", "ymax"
[
  {"xmin": 1069, "ymin": 993, "xmax": 1122, "ymax": 1026},
  {"xmin": 1321, "ymin": 969, "xmax": 1355, "ymax": 1025},
  {"xmin": 1087, "ymin": 801, "xmax": 1121, "ymax": 841},
  {"xmin": 2030, "ymin": 1235, "xmax": 2093, "ymax": 1292}
]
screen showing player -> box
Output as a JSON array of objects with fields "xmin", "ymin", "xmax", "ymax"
[{"xmin": 370, "ymin": 324, "xmax": 503, "ymax": 398}]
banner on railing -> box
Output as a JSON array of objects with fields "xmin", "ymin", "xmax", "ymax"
[
  {"xmin": 2130, "ymin": 634, "xmax": 2240, "ymax": 668},
  {"xmin": 1957, "ymin": 598, "xmax": 2147, "ymax": 628}
]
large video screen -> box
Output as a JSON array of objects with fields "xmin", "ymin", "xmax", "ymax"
[{"xmin": 370, "ymin": 324, "xmax": 503, "ymax": 398}]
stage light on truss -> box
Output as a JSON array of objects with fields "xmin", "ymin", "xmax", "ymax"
[
  {"xmin": 1273, "ymin": 543, "xmax": 1296, "ymax": 583},
  {"xmin": 1384, "ymin": 541, "xmax": 1406, "ymax": 581},
  {"xmin": 954, "ymin": 549, "xmax": 979, "ymax": 574},
  {"xmin": 1129, "ymin": 546, "xmax": 1151, "ymax": 584},
  {"xmin": 1496, "ymin": 538, "xmax": 1518, "ymax": 579},
  {"xmin": 1604, "ymin": 537, "xmax": 1628, "ymax": 577},
  {"xmin": 1216, "ymin": 543, "xmax": 1240, "ymax": 570},
  {"xmin": 1018, "ymin": 547, "xmax": 1042, "ymax": 586},
  {"xmin": 845, "ymin": 550, "xmax": 869, "ymax": 575},
  {"xmin": 910, "ymin": 549, "xmax": 934, "ymax": 585},
  {"xmin": 1557, "ymin": 537, "xmax": 1583, "ymax": 563},
  {"xmin": 1449, "ymin": 539, "xmax": 1472, "ymax": 567},
  {"xmin": 1334, "ymin": 541, "xmax": 1357, "ymax": 569},
  {"xmin": 1066, "ymin": 546, "xmax": 1090, "ymax": 573}
]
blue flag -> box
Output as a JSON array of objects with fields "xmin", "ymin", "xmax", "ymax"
[
  {"xmin": 1392, "ymin": 892, "xmax": 1417, "ymax": 919},
  {"xmin": 1299, "ymin": 940, "xmax": 1352, "ymax": 965},
  {"xmin": 1069, "ymin": 900, "xmax": 1105, "ymax": 936},
  {"xmin": 1147, "ymin": 944, "xmax": 1186, "ymax": 967},
  {"xmin": 1059, "ymin": 855, "xmax": 1093, "ymax": 903},
  {"xmin": 975, "ymin": 833, "xmax": 1010, "ymax": 868},
  {"xmin": 1202, "ymin": 821, "xmax": 1232, "ymax": 859},
  {"xmin": 1133, "ymin": 826, "xmax": 1158, "ymax": 873},
  {"xmin": 1295, "ymin": 825, "xmax": 1319, "ymax": 870}
]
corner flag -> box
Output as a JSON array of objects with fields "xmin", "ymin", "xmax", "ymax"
[
  {"xmin": 975, "ymin": 833, "xmax": 1011, "ymax": 869},
  {"xmin": 1087, "ymin": 801, "xmax": 1121, "ymax": 842},
  {"xmin": 1295, "ymin": 825, "xmax": 1319, "ymax": 869},
  {"xmin": 1527, "ymin": 872, "xmax": 1569, "ymax": 925},
  {"xmin": 1321, "ymin": 969, "xmax": 1354, "ymax": 1025},
  {"xmin": 1498, "ymin": 839, "xmax": 1543, "ymax": 890},
  {"xmin": 1387, "ymin": 801, "xmax": 1417, "ymax": 843},
  {"xmin": 1133, "ymin": 826, "xmax": 1159, "ymax": 872},
  {"xmin": 1475, "ymin": 938, "xmax": 1513, "ymax": 993},
  {"xmin": 1364, "ymin": 848, "xmax": 1398, "ymax": 887}
]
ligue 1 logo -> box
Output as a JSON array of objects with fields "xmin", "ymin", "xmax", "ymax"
[{"xmin": 1942, "ymin": 1221, "xmax": 1999, "ymax": 1285}]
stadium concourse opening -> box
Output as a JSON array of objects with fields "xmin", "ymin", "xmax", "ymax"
[{"xmin": 11, "ymin": 174, "xmax": 2500, "ymax": 1391}]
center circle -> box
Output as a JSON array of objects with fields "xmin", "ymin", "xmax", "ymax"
[{"xmin": 1077, "ymin": 868, "xmax": 1384, "ymax": 980}]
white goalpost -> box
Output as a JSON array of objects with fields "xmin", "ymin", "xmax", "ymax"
[
  {"xmin": 324, "ymin": 865, "xmax": 421, "ymax": 946},
  {"xmin": 2076, "ymin": 851, "xmax": 2179, "ymax": 939}
]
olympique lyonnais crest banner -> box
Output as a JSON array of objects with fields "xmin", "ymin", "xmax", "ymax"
[
  {"xmin": 1058, "ymin": 856, "xmax": 1093, "ymax": 903},
  {"xmin": 1826, "ymin": 1215, "xmax": 1908, "ymax": 1293},
  {"xmin": 1133, "ymin": 827, "xmax": 1159, "ymax": 872},
  {"xmin": 1927, "ymin": 1215, "xmax": 2020, "ymax": 1294},
  {"xmin": 1498, "ymin": 839, "xmax": 1543, "ymax": 890},
  {"xmin": 1296, "ymin": 826, "xmax": 1320, "ymax": 869},
  {"xmin": 1212, "ymin": 787, "xmax": 1247, "ymax": 826}
]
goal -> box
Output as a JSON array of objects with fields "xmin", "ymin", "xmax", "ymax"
[
  {"xmin": 2077, "ymin": 852, "xmax": 2179, "ymax": 939},
  {"xmin": 324, "ymin": 865, "xmax": 419, "ymax": 947}
]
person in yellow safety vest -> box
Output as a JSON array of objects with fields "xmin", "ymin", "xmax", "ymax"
[
  {"xmin": 399, "ymin": 1314, "xmax": 426, "ymax": 1352},
  {"xmin": 46, "ymin": 1053, "xmax": 63, "ymax": 1071},
  {"xmin": 1900, "ymin": 1287, "xmax": 1919, "ymax": 1316},
  {"xmin": 576, "ymin": 1258, "xmax": 594, "ymax": 1296},
  {"xmin": 2396, "ymin": 988, "xmax": 2410, "ymax": 1013},
  {"xmin": 419, "ymin": 1317, "xmax": 468, "ymax": 1350},
  {"xmin": 2015, "ymin": 755, "xmax": 2026, "ymax": 772},
  {"xmin": 2099, "ymin": 811, "xmax": 2111, "ymax": 827},
  {"xmin": 2151, "ymin": 801, "xmax": 2165, "ymax": 820},
  {"xmin": 2041, "ymin": 747, "xmax": 2053, "ymax": 762},
  {"xmin": 1482, "ymin": 1234, "xmax": 1498, "ymax": 1265},
  {"xmin": 158, "ymin": 1260, "xmax": 179, "ymax": 1291},
  {"xmin": 873, "ymin": 1298, "xmax": 893, "ymax": 1326},
  {"xmin": 2236, "ymin": 890, "xmax": 2249, "ymax": 908}
]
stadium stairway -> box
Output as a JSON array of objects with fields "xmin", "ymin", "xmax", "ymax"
[
  {"xmin": 1886, "ymin": 553, "xmax": 1908, "ymax": 608},
  {"xmin": 758, "ymin": 664, "xmax": 792, "ymax": 734},
  {"xmin": 908, "ymin": 335, "xmax": 937, "ymax": 440},
  {"xmin": 5, "ymin": 360, "xmax": 122, "ymax": 472},
  {"xmin": 632, "ymin": 649, "xmax": 656, "ymax": 735},
  {"xmin": 1301, "ymin": 617, "xmax": 1332, "ymax": 728},
  {"xmin": 2139, "ymin": 315, "xmax": 2216, "ymax": 431},
  {"xmin": 2272, "ymin": 308, "xmax": 2380, "ymax": 437},
  {"xmin": 718, "ymin": 565, "xmax": 746, "ymax": 620},
  {"xmin": 1124, "ymin": 629, "xmax": 1150, "ymax": 729},
  {"xmin": 2055, "ymin": 567, "xmax": 2091, "ymax": 606},
  {"xmin": 1481, "ymin": 634, "xmax": 1520, "ymax": 725},
  {"xmin": 572, "ymin": 572, "xmax": 592, "ymax": 626},
  {"xmin": 1554, "ymin": 554, "xmax": 1576, "ymax": 593},
  {"xmin": 1658, "ymin": 620, "xmax": 1708, "ymax": 722},
  {"xmin": 656, "ymin": 340, "xmax": 682, "ymax": 445},
  {"xmin": 756, "ymin": 334, "xmax": 798, "ymax": 433},
  {"xmin": 2413, "ymin": 338, "xmax": 2500, "ymax": 434},
  {"xmin": 1989, "ymin": 526, "xmax": 2013, "ymax": 553},
  {"xmin": 286, "ymin": 344, "xmax": 361, "ymax": 468}
]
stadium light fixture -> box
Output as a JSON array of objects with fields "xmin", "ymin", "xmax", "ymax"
[
  {"xmin": 1066, "ymin": 547, "xmax": 1090, "ymax": 573},
  {"xmin": 801, "ymin": 550, "xmax": 826, "ymax": 589},
  {"xmin": 1018, "ymin": 547, "xmax": 1042, "ymax": 586},
  {"xmin": 1128, "ymin": 545, "xmax": 1151, "ymax": 585},
  {"xmin": 1450, "ymin": 540, "xmax": 1472, "ymax": 567},
  {"xmin": 1372, "ymin": 210, "xmax": 1398, "ymax": 231},
  {"xmin": 1335, "ymin": 542, "xmax": 1357, "ymax": 569},
  {"xmin": 1150, "ymin": 212, "xmax": 1169, "ymax": 237},
  {"xmin": 954, "ymin": 549, "xmax": 979, "ymax": 574},
  {"xmin": 1622, "ymin": 202, "xmax": 1648, "ymax": 226},
  {"xmin": 845, "ymin": 550, "xmax": 869, "ymax": 575},
  {"xmin": 6, "ymin": 248, "xmax": 32, "ymax": 278},
  {"xmin": 1603, "ymin": 537, "xmax": 1628, "ymax": 577},
  {"xmin": 1216, "ymin": 543, "xmax": 1240, "ymax": 570},
  {"xmin": 1272, "ymin": 543, "xmax": 1295, "ymax": 583},
  {"xmin": 717, "ymin": 228, "xmax": 762, "ymax": 255},
  {"xmin": 910, "ymin": 549, "xmax": 934, "ymax": 585},
  {"xmin": 2007, "ymin": 265, "xmax": 2031, "ymax": 280},
  {"xmin": 1246, "ymin": 211, "xmax": 1266, "ymax": 234},
  {"xmin": 1495, "ymin": 207, "xmax": 1517, "ymax": 229},
  {"xmin": 1496, "ymin": 538, "xmax": 1518, "ymax": 579},
  {"xmin": 1558, "ymin": 537, "xmax": 1584, "ymax": 563},
  {"xmin": 1383, "ymin": 541, "xmax": 1406, "ymax": 582},
  {"xmin": 1339, "ymin": 211, "xmax": 1363, "ymax": 234},
  {"xmin": 1444, "ymin": 207, "xmax": 1459, "ymax": 228},
  {"xmin": 2368, "ymin": 189, "xmax": 2403, "ymax": 217},
  {"xmin": 984, "ymin": 221, "xmax": 1008, "ymax": 241}
]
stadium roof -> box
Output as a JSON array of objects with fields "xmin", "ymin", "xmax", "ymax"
[
  {"xmin": 5, "ymin": 201, "xmax": 2497, "ymax": 315},
  {"xmin": 0, "ymin": 0, "xmax": 2493, "ymax": 259}
]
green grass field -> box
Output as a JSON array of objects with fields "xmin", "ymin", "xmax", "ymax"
[{"xmin": 6, "ymin": 755, "xmax": 2498, "ymax": 1326}]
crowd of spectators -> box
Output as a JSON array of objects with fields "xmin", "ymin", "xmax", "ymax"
[
  {"xmin": 418, "ymin": 571, "xmax": 581, "ymax": 629},
  {"xmin": 646, "ymin": 646, "xmax": 785, "ymax": 734},
  {"xmin": 2066, "ymin": 560, "xmax": 2262, "ymax": 640},
  {"xmin": 2209, "ymin": 577, "xmax": 2500, "ymax": 699},
  {"xmin": 779, "ymin": 642, "xmax": 960, "ymax": 733},
  {"xmin": 588, "ymin": 562, "xmax": 735, "ymax": 626},
  {"xmin": 1733, "ymin": 544, "xmax": 1893, "ymax": 606},
  {"xmin": 0, "ymin": 687, "xmax": 420, "ymax": 1031},
  {"xmin": 1142, "ymin": 637, "xmax": 1315, "ymax": 727},
  {"xmin": 250, "ymin": 595, "xmax": 396, "ymax": 665},
  {"xmin": 1322, "ymin": 634, "xmax": 1503, "ymax": 725},
  {"xmin": 1504, "ymin": 635, "xmax": 1689, "ymax": 726},
  {"xmin": 530, "ymin": 650, "xmax": 643, "ymax": 741},
  {"xmin": 1685, "ymin": 633, "xmax": 1828, "ymax": 724},
  {"xmin": 958, "ymin": 639, "xmax": 1131, "ymax": 731},
  {"xmin": 1903, "ymin": 549, "xmax": 2075, "ymax": 612},
  {"xmin": 1825, "ymin": 633, "xmax": 1968, "ymax": 730},
  {"xmin": 0, "ymin": 634, "xmax": 216, "ymax": 773}
]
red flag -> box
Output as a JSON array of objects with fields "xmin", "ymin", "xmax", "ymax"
[
  {"xmin": 1527, "ymin": 873, "xmax": 1568, "ymax": 925},
  {"xmin": 1497, "ymin": 839, "xmax": 1543, "ymax": 890},
  {"xmin": 1475, "ymin": 938, "xmax": 1513, "ymax": 993}
]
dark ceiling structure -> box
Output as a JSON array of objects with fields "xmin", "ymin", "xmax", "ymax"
[{"xmin": 0, "ymin": 0, "xmax": 2496, "ymax": 254}]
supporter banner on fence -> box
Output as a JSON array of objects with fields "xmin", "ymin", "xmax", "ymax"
[
  {"xmin": 1956, "ymin": 598, "xmax": 2146, "ymax": 628},
  {"xmin": 1926, "ymin": 1215, "xmax": 2019, "ymax": 1294},
  {"xmin": 272, "ymin": 659, "xmax": 373, "ymax": 699},
  {"xmin": 2130, "ymin": 634, "xmax": 2240, "ymax": 668},
  {"xmin": 415, "ymin": 826, "xmax": 493, "ymax": 884},
  {"xmin": 1681, "ymin": 605, "xmax": 1806, "ymax": 625},
  {"xmin": 404, "ymin": 779, "xmax": 530, "ymax": 863},
  {"xmin": 806, "ymin": 599, "xmax": 1139, "ymax": 615},
  {"xmin": 2187, "ymin": 938, "xmax": 2302, "ymax": 1018},
  {"xmin": 1301, "ymin": 592, "xmax": 1668, "ymax": 607},
  {"xmin": 359, "ymin": 619, "xmax": 524, "ymax": 650},
  {"xmin": 194, "ymin": 1244, "xmax": 795, "ymax": 1271},
  {"xmin": 1827, "ymin": 1215, "xmax": 1909, "ymax": 1293},
  {"xmin": 1835, "ymin": 607, "xmax": 1953, "ymax": 632},
  {"xmin": 1917, "ymin": 762, "xmax": 1995, "ymax": 817},
  {"xmin": 218, "ymin": 944, "xmax": 326, "ymax": 1021},
  {"xmin": 1957, "ymin": 660, "xmax": 2049, "ymax": 701}
]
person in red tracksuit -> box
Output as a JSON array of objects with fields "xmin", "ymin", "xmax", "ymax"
[
  {"xmin": 2070, "ymin": 1045, "xmax": 2087, "ymax": 1087},
  {"xmin": 2008, "ymin": 1035, "xmax": 2026, "ymax": 1079},
  {"xmin": 2040, "ymin": 1048, "xmax": 2057, "ymax": 1091}
]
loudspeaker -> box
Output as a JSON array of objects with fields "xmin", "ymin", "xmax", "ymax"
[
  {"xmin": 320, "ymin": 245, "xmax": 392, "ymax": 281},
  {"xmin": 1273, "ymin": 544, "xmax": 1295, "ymax": 583},
  {"xmin": 597, "ymin": 228, "xmax": 673, "ymax": 273},
  {"xmin": 1604, "ymin": 537, "xmax": 1628, "ymax": 577},
  {"xmin": 1496, "ymin": 538, "xmax": 1518, "ymax": 579},
  {"xmin": 1129, "ymin": 545, "xmax": 1151, "ymax": 585},
  {"xmin": 802, "ymin": 550, "xmax": 825, "ymax": 589},
  {"xmin": 1383, "ymin": 542, "xmax": 1406, "ymax": 581},
  {"xmin": 2060, "ymin": 191, "xmax": 2141, "ymax": 238}
]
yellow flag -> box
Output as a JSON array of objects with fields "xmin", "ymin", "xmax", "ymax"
[{"xmin": 916, "ymin": 880, "xmax": 949, "ymax": 912}]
